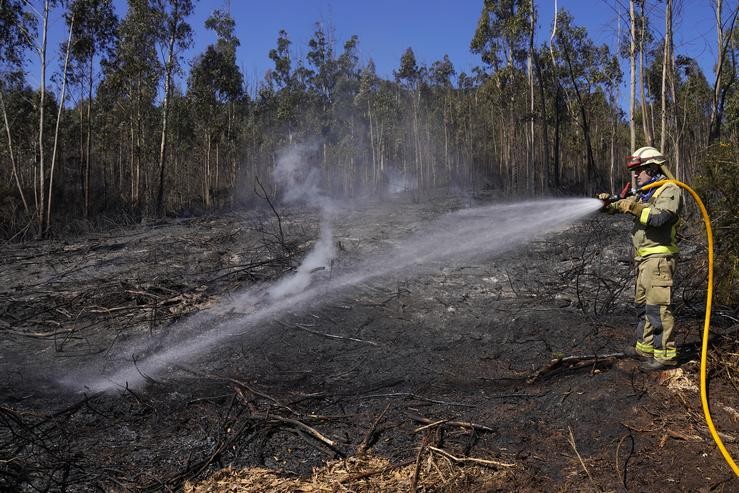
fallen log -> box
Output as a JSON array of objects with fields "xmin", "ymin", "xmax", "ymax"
[{"xmin": 527, "ymin": 352, "xmax": 624, "ymax": 384}]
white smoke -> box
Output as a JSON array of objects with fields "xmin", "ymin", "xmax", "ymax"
[
  {"xmin": 267, "ymin": 144, "xmax": 336, "ymax": 299},
  {"xmin": 384, "ymin": 166, "xmax": 416, "ymax": 194}
]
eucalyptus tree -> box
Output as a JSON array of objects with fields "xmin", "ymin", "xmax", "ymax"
[
  {"xmin": 470, "ymin": 0, "xmax": 532, "ymax": 193},
  {"xmin": 548, "ymin": 0, "xmax": 562, "ymax": 189},
  {"xmin": 673, "ymin": 55, "xmax": 712, "ymax": 178},
  {"xmin": 153, "ymin": 0, "xmax": 193, "ymax": 213},
  {"xmin": 471, "ymin": 0, "xmax": 530, "ymax": 72},
  {"xmin": 637, "ymin": 0, "xmax": 654, "ymax": 146},
  {"xmin": 629, "ymin": 0, "xmax": 636, "ymax": 151},
  {"xmin": 100, "ymin": 0, "xmax": 160, "ymax": 210},
  {"xmin": 660, "ymin": 0, "xmax": 673, "ymax": 152},
  {"xmin": 268, "ymin": 29, "xmax": 299, "ymax": 143},
  {"xmin": 354, "ymin": 59, "xmax": 381, "ymax": 187},
  {"xmin": 47, "ymin": 2, "xmax": 77, "ymax": 229},
  {"xmin": 527, "ymin": 0, "xmax": 549, "ymax": 193},
  {"xmin": 330, "ymin": 35, "xmax": 362, "ymax": 194},
  {"xmin": 709, "ymin": 0, "xmax": 738, "ymax": 142},
  {"xmin": 0, "ymin": 0, "xmax": 35, "ymax": 213},
  {"xmin": 552, "ymin": 9, "xmax": 616, "ymax": 193},
  {"xmin": 30, "ymin": 0, "xmax": 55, "ymax": 227},
  {"xmin": 429, "ymin": 54, "xmax": 455, "ymax": 180},
  {"xmin": 66, "ymin": 0, "xmax": 117, "ymax": 217},
  {"xmin": 394, "ymin": 47, "xmax": 424, "ymax": 187},
  {"xmin": 305, "ymin": 23, "xmax": 337, "ymax": 170},
  {"xmin": 306, "ymin": 23, "xmax": 336, "ymax": 106},
  {"xmin": 188, "ymin": 8, "xmax": 243, "ymax": 208}
]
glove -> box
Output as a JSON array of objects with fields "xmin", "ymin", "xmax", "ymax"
[
  {"xmin": 612, "ymin": 196, "xmax": 646, "ymax": 217},
  {"xmin": 597, "ymin": 192, "xmax": 615, "ymax": 213},
  {"xmin": 614, "ymin": 197, "xmax": 634, "ymax": 213}
]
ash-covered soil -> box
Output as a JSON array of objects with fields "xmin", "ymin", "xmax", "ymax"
[{"xmin": 1, "ymin": 193, "xmax": 737, "ymax": 492}]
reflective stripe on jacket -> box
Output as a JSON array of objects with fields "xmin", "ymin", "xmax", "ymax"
[{"xmin": 631, "ymin": 183, "xmax": 681, "ymax": 260}]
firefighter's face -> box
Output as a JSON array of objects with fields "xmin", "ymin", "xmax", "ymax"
[{"xmin": 633, "ymin": 166, "xmax": 653, "ymax": 186}]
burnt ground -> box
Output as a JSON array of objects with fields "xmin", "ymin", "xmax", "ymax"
[{"xmin": 1, "ymin": 193, "xmax": 737, "ymax": 492}]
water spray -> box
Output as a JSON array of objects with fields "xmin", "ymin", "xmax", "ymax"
[{"xmin": 62, "ymin": 197, "xmax": 604, "ymax": 394}]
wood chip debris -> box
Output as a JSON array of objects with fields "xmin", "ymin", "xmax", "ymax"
[{"xmin": 184, "ymin": 452, "xmax": 514, "ymax": 492}]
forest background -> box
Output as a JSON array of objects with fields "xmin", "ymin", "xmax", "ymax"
[{"xmin": 0, "ymin": 0, "xmax": 737, "ymax": 302}]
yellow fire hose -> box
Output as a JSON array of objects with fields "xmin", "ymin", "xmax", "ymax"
[{"xmin": 640, "ymin": 179, "xmax": 738, "ymax": 476}]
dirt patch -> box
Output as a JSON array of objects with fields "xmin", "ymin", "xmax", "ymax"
[{"xmin": 1, "ymin": 194, "xmax": 737, "ymax": 491}]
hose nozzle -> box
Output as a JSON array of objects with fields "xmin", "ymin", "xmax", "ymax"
[{"xmin": 599, "ymin": 194, "xmax": 620, "ymax": 205}]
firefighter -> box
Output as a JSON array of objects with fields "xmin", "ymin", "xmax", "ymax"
[{"xmin": 599, "ymin": 146, "xmax": 682, "ymax": 371}]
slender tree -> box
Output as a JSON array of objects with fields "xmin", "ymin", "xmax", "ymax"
[
  {"xmin": 660, "ymin": 0, "xmax": 673, "ymax": 152},
  {"xmin": 638, "ymin": 0, "xmax": 653, "ymax": 145},
  {"xmin": 709, "ymin": 0, "xmax": 738, "ymax": 141},
  {"xmin": 395, "ymin": 47, "xmax": 422, "ymax": 188},
  {"xmin": 188, "ymin": 8, "xmax": 243, "ymax": 208},
  {"xmin": 629, "ymin": 0, "xmax": 637, "ymax": 152},
  {"xmin": 46, "ymin": 9, "xmax": 75, "ymax": 229},
  {"xmin": 154, "ymin": 0, "xmax": 193, "ymax": 214},
  {"xmin": 0, "ymin": 0, "xmax": 35, "ymax": 212},
  {"xmin": 67, "ymin": 0, "xmax": 117, "ymax": 217},
  {"xmin": 36, "ymin": 0, "xmax": 52, "ymax": 227}
]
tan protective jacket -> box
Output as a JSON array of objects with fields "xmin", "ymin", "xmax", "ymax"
[{"xmin": 631, "ymin": 183, "xmax": 681, "ymax": 261}]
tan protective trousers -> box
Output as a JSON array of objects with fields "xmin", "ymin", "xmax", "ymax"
[{"xmin": 634, "ymin": 256, "xmax": 677, "ymax": 363}]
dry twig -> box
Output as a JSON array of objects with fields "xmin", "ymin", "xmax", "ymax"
[
  {"xmin": 290, "ymin": 321, "xmax": 379, "ymax": 346},
  {"xmin": 567, "ymin": 426, "xmax": 600, "ymax": 491},
  {"xmin": 615, "ymin": 432, "xmax": 634, "ymax": 488},
  {"xmin": 427, "ymin": 446, "xmax": 515, "ymax": 468},
  {"xmin": 357, "ymin": 403, "xmax": 390, "ymax": 455},
  {"xmin": 408, "ymin": 413, "xmax": 495, "ymax": 433}
]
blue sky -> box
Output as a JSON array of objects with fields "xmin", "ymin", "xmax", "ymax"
[
  {"xmin": 194, "ymin": 0, "xmax": 727, "ymax": 88},
  {"xmin": 30, "ymin": 0, "xmax": 732, "ymax": 99}
]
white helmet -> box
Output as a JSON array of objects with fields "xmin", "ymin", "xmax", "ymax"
[{"xmin": 627, "ymin": 146, "xmax": 674, "ymax": 179}]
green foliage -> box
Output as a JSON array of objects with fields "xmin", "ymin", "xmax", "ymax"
[
  {"xmin": 470, "ymin": 0, "xmax": 531, "ymax": 71},
  {"xmin": 692, "ymin": 142, "xmax": 739, "ymax": 306},
  {"xmin": 67, "ymin": 0, "xmax": 118, "ymax": 70},
  {"xmin": 189, "ymin": 10, "xmax": 243, "ymax": 106},
  {"xmin": 268, "ymin": 29, "xmax": 292, "ymax": 89},
  {"xmin": 0, "ymin": 0, "xmax": 36, "ymax": 84},
  {"xmin": 395, "ymin": 48, "xmax": 420, "ymax": 88}
]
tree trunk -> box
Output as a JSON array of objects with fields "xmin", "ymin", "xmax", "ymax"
[
  {"xmin": 37, "ymin": 0, "xmax": 50, "ymax": 228},
  {"xmin": 527, "ymin": 0, "xmax": 535, "ymax": 194},
  {"xmin": 444, "ymin": 90, "xmax": 450, "ymax": 182},
  {"xmin": 629, "ymin": 0, "xmax": 637, "ymax": 152},
  {"xmin": 85, "ymin": 52, "xmax": 94, "ymax": 217},
  {"xmin": 367, "ymin": 99, "xmax": 376, "ymax": 187},
  {"xmin": 708, "ymin": 0, "xmax": 738, "ymax": 142},
  {"xmin": 532, "ymin": 44, "xmax": 549, "ymax": 193},
  {"xmin": 47, "ymin": 12, "xmax": 75, "ymax": 230},
  {"xmin": 668, "ymin": 45, "xmax": 681, "ymax": 178},
  {"xmin": 553, "ymin": 88, "xmax": 561, "ymax": 189},
  {"xmin": 204, "ymin": 132, "xmax": 211, "ymax": 208},
  {"xmin": 550, "ymin": 0, "xmax": 560, "ymax": 189},
  {"xmin": 0, "ymin": 89, "xmax": 28, "ymax": 211},
  {"xmin": 562, "ymin": 43, "xmax": 596, "ymax": 193},
  {"xmin": 638, "ymin": 0, "xmax": 653, "ymax": 146},
  {"xmin": 660, "ymin": 0, "xmax": 672, "ymax": 152},
  {"xmin": 157, "ymin": 7, "xmax": 180, "ymax": 214}
]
